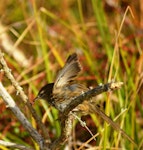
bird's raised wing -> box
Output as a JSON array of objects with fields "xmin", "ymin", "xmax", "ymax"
[{"xmin": 53, "ymin": 53, "xmax": 82, "ymax": 91}]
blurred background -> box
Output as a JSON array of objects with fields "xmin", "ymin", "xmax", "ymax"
[{"xmin": 0, "ymin": 0, "xmax": 142, "ymax": 149}]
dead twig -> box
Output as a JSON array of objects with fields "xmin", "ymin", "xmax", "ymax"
[
  {"xmin": 63, "ymin": 82, "xmax": 123, "ymax": 115},
  {"xmin": 0, "ymin": 50, "xmax": 50, "ymax": 149},
  {"xmin": 0, "ymin": 140, "xmax": 34, "ymax": 150},
  {"xmin": 50, "ymin": 81, "xmax": 136, "ymax": 150},
  {"xmin": 0, "ymin": 82, "xmax": 45, "ymax": 149}
]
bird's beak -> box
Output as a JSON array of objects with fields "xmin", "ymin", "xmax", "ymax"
[
  {"xmin": 31, "ymin": 96, "xmax": 40, "ymax": 105},
  {"xmin": 34, "ymin": 96, "xmax": 39, "ymax": 101}
]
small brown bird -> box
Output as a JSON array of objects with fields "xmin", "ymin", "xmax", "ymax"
[
  {"xmin": 34, "ymin": 53, "xmax": 136, "ymax": 145},
  {"xmin": 34, "ymin": 53, "xmax": 92, "ymax": 114}
]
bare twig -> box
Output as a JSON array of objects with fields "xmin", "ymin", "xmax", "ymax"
[
  {"xmin": 63, "ymin": 82, "xmax": 123, "ymax": 115},
  {"xmin": 70, "ymin": 112, "xmax": 96, "ymax": 141},
  {"xmin": 0, "ymin": 140, "xmax": 34, "ymax": 150},
  {"xmin": 0, "ymin": 50, "xmax": 50, "ymax": 147},
  {"xmin": 0, "ymin": 83, "xmax": 44, "ymax": 149},
  {"xmin": 50, "ymin": 114, "xmax": 73, "ymax": 150},
  {"xmin": 67, "ymin": 82, "xmax": 136, "ymax": 145},
  {"xmin": 78, "ymin": 108, "xmax": 128, "ymax": 150},
  {"xmin": 50, "ymin": 81, "xmax": 126, "ymax": 149}
]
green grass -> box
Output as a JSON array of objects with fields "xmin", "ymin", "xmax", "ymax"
[{"xmin": 0, "ymin": 0, "xmax": 142, "ymax": 149}]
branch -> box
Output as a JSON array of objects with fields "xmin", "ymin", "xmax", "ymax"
[
  {"xmin": 0, "ymin": 83, "xmax": 46, "ymax": 149},
  {"xmin": 0, "ymin": 140, "xmax": 34, "ymax": 150},
  {"xmin": 63, "ymin": 82, "xmax": 136, "ymax": 145},
  {"xmin": 50, "ymin": 115, "xmax": 73, "ymax": 150},
  {"xmin": 63, "ymin": 81, "xmax": 123, "ymax": 115},
  {"xmin": 0, "ymin": 50, "xmax": 50, "ymax": 145},
  {"xmin": 50, "ymin": 81, "xmax": 124, "ymax": 149}
]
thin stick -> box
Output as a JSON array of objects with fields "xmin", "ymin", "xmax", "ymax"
[
  {"xmin": 0, "ymin": 50, "xmax": 50, "ymax": 147},
  {"xmin": 0, "ymin": 140, "xmax": 34, "ymax": 150},
  {"xmin": 0, "ymin": 83, "xmax": 44, "ymax": 149},
  {"xmin": 63, "ymin": 82, "xmax": 123, "ymax": 115},
  {"xmin": 50, "ymin": 81, "xmax": 126, "ymax": 149}
]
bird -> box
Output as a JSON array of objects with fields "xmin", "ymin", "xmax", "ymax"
[
  {"xmin": 33, "ymin": 53, "xmax": 136, "ymax": 145},
  {"xmin": 34, "ymin": 53, "xmax": 93, "ymax": 115}
]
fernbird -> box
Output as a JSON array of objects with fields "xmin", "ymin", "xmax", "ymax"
[
  {"xmin": 34, "ymin": 53, "xmax": 93, "ymax": 115},
  {"xmin": 33, "ymin": 54, "xmax": 136, "ymax": 145}
]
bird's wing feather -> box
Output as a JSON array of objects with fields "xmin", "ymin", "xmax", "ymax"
[{"xmin": 53, "ymin": 53, "xmax": 82, "ymax": 91}]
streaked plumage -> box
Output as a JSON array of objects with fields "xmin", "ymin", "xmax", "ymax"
[{"xmin": 34, "ymin": 53, "xmax": 90, "ymax": 113}]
